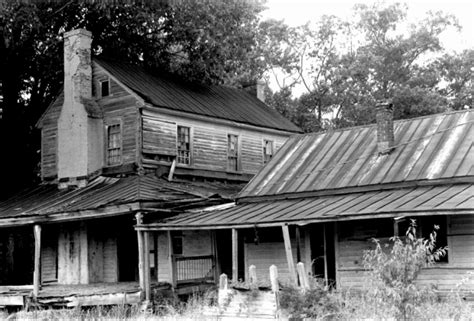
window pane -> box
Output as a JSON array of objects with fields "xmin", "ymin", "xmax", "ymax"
[
  {"xmin": 228, "ymin": 134, "xmax": 239, "ymax": 171},
  {"xmin": 107, "ymin": 124, "xmax": 121, "ymax": 165},
  {"xmin": 177, "ymin": 126, "xmax": 191, "ymax": 165}
]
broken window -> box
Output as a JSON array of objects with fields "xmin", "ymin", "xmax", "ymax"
[
  {"xmin": 100, "ymin": 80, "xmax": 110, "ymax": 97},
  {"xmin": 227, "ymin": 134, "xmax": 239, "ymax": 171},
  {"xmin": 177, "ymin": 126, "xmax": 191, "ymax": 165},
  {"xmin": 172, "ymin": 231, "xmax": 183, "ymax": 255},
  {"xmin": 263, "ymin": 140, "xmax": 274, "ymax": 164},
  {"xmin": 106, "ymin": 124, "xmax": 121, "ymax": 165}
]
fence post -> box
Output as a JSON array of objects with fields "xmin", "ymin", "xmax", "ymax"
[
  {"xmin": 218, "ymin": 273, "xmax": 229, "ymax": 307},
  {"xmin": 249, "ymin": 265, "xmax": 257, "ymax": 289},
  {"xmin": 297, "ymin": 262, "xmax": 309, "ymax": 291},
  {"xmin": 269, "ymin": 265, "xmax": 279, "ymax": 293}
]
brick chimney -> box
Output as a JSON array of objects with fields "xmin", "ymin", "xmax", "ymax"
[
  {"xmin": 375, "ymin": 99, "xmax": 394, "ymax": 154},
  {"xmin": 57, "ymin": 29, "xmax": 103, "ymax": 188}
]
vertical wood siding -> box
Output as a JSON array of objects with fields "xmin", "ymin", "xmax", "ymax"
[
  {"xmin": 57, "ymin": 222, "xmax": 88, "ymax": 284},
  {"xmin": 41, "ymin": 226, "xmax": 58, "ymax": 283},
  {"xmin": 141, "ymin": 109, "xmax": 291, "ymax": 175}
]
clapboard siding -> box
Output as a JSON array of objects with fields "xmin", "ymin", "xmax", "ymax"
[
  {"xmin": 103, "ymin": 236, "xmax": 118, "ymax": 283},
  {"xmin": 39, "ymin": 92, "xmax": 63, "ymax": 179},
  {"xmin": 245, "ymin": 237, "xmax": 307, "ymax": 285},
  {"xmin": 41, "ymin": 226, "xmax": 58, "ymax": 283},
  {"xmin": 104, "ymin": 107, "xmax": 138, "ymax": 165},
  {"xmin": 140, "ymin": 109, "xmax": 290, "ymax": 175},
  {"xmin": 336, "ymin": 215, "xmax": 474, "ymax": 290}
]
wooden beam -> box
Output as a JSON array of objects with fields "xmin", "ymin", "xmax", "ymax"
[
  {"xmin": 333, "ymin": 222, "xmax": 339, "ymax": 288},
  {"xmin": 282, "ymin": 225, "xmax": 297, "ymax": 285},
  {"xmin": 136, "ymin": 213, "xmax": 145, "ymax": 292},
  {"xmin": 143, "ymin": 231, "xmax": 151, "ymax": 301},
  {"xmin": 323, "ymin": 224, "xmax": 328, "ymax": 287},
  {"xmin": 167, "ymin": 231, "xmax": 176, "ymax": 288},
  {"xmin": 295, "ymin": 226, "xmax": 301, "ymax": 263},
  {"xmin": 211, "ymin": 231, "xmax": 219, "ymax": 282},
  {"xmin": 33, "ymin": 224, "xmax": 42, "ymax": 298},
  {"xmin": 232, "ymin": 229, "xmax": 238, "ymax": 282}
]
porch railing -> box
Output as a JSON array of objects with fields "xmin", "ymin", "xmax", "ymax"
[{"xmin": 172, "ymin": 255, "xmax": 215, "ymax": 285}]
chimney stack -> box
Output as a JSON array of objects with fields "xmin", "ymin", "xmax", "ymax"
[
  {"xmin": 375, "ymin": 99, "xmax": 394, "ymax": 154},
  {"xmin": 57, "ymin": 29, "xmax": 103, "ymax": 188}
]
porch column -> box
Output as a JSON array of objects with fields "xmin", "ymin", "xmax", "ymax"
[
  {"xmin": 136, "ymin": 213, "xmax": 145, "ymax": 292},
  {"xmin": 232, "ymin": 229, "xmax": 238, "ymax": 282},
  {"xmin": 143, "ymin": 231, "xmax": 151, "ymax": 301},
  {"xmin": 211, "ymin": 231, "xmax": 220, "ymax": 282},
  {"xmin": 282, "ymin": 224, "xmax": 297, "ymax": 285},
  {"xmin": 33, "ymin": 224, "xmax": 42, "ymax": 298},
  {"xmin": 167, "ymin": 231, "xmax": 176, "ymax": 288}
]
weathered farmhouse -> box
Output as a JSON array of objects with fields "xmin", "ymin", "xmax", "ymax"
[
  {"xmin": 0, "ymin": 29, "xmax": 301, "ymax": 307},
  {"xmin": 139, "ymin": 103, "xmax": 474, "ymax": 294}
]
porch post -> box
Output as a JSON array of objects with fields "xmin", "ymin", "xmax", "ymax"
[
  {"xmin": 232, "ymin": 229, "xmax": 238, "ymax": 282},
  {"xmin": 282, "ymin": 224, "xmax": 297, "ymax": 285},
  {"xmin": 295, "ymin": 226, "xmax": 301, "ymax": 263},
  {"xmin": 323, "ymin": 223, "xmax": 328, "ymax": 287},
  {"xmin": 333, "ymin": 222, "xmax": 339, "ymax": 288},
  {"xmin": 136, "ymin": 213, "xmax": 145, "ymax": 292},
  {"xmin": 33, "ymin": 224, "xmax": 42, "ymax": 298},
  {"xmin": 167, "ymin": 231, "xmax": 176, "ymax": 288},
  {"xmin": 211, "ymin": 230, "xmax": 220, "ymax": 282},
  {"xmin": 143, "ymin": 231, "xmax": 151, "ymax": 301}
]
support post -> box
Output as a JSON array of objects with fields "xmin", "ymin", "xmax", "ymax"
[
  {"xmin": 269, "ymin": 265, "xmax": 279, "ymax": 293},
  {"xmin": 295, "ymin": 226, "xmax": 301, "ymax": 263},
  {"xmin": 136, "ymin": 213, "xmax": 145, "ymax": 292},
  {"xmin": 218, "ymin": 273, "xmax": 229, "ymax": 307},
  {"xmin": 211, "ymin": 230, "xmax": 219, "ymax": 282},
  {"xmin": 297, "ymin": 262, "xmax": 309, "ymax": 291},
  {"xmin": 33, "ymin": 225, "xmax": 42, "ymax": 298},
  {"xmin": 167, "ymin": 231, "xmax": 176, "ymax": 288},
  {"xmin": 232, "ymin": 229, "xmax": 238, "ymax": 282},
  {"xmin": 144, "ymin": 231, "xmax": 151, "ymax": 301},
  {"xmin": 323, "ymin": 224, "xmax": 328, "ymax": 288},
  {"xmin": 333, "ymin": 222, "xmax": 339, "ymax": 288},
  {"xmin": 282, "ymin": 225, "xmax": 297, "ymax": 285}
]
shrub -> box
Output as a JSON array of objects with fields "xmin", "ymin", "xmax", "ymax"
[{"xmin": 362, "ymin": 219, "xmax": 448, "ymax": 320}]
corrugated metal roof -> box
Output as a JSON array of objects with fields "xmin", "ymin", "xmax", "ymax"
[
  {"xmin": 96, "ymin": 58, "xmax": 302, "ymax": 133},
  {"xmin": 141, "ymin": 183, "xmax": 474, "ymax": 229},
  {"xmin": 0, "ymin": 175, "xmax": 241, "ymax": 221},
  {"xmin": 239, "ymin": 110, "xmax": 474, "ymax": 199}
]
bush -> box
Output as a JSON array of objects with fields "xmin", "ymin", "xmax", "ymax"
[{"xmin": 362, "ymin": 220, "xmax": 447, "ymax": 320}]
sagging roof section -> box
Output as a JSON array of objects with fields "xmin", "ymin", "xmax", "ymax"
[
  {"xmin": 239, "ymin": 110, "xmax": 474, "ymax": 199},
  {"xmin": 96, "ymin": 58, "xmax": 302, "ymax": 133},
  {"xmin": 0, "ymin": 175, "xmax": 242, "ymax": 225},
  {"xmin": 139, "ymin": 183, "xmax": 474, "ymax": 230}
]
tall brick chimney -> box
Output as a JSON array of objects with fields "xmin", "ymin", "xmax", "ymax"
[
  {"xmin": 57, "ymin": 29, "xmax": 103, "ymax": 188},
  {"xmin": 375, "ymin": 99, "xmax": 394, "ymax": 154}
]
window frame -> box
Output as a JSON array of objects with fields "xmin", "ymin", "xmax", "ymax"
[
  {"xmin": 99, "ymin": 79, "xmax": 110, "ymax": 98},
  {"xmin": 105, "ymin": 120, "xmax": 123, "ymax": 166},
  {"xmin": 263, "ymin": 139, "xmax": 274, "ymax": 164},
  {"xmin": 227, "ymin": 133, "xmax": 240, "ymax": 172},
  {"xmin": 176, "ymin": 125, "xmax": 192, "ymax": 166}
]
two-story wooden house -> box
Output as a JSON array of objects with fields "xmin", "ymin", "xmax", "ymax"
[{"xmin": 0, "ymin": 29, "xmax": 301, "ymax": 307}]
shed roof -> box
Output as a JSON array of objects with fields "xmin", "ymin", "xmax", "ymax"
[
  {"xmin": 239, "ymin": 109, "xmax": 474, "ymax": 200},
  {"xmin": 0, "ymin": 175, "xmax": 242, "ymax": 226},
  {"xmin": 139, "ymin": 183, "xmax": 474, "ymax": 230},
  {"xmin": 96, "ymin": 58, "xmax": 301, "ymax": 133}
]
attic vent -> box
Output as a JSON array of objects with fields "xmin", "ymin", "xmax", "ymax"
[{"xmin": 100, "ymin": 80, "xmax": 110, "ymax": 97}]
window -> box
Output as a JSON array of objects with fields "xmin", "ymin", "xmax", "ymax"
[
  {"xmin": 263, "ymin": 140, "xmax": 274, "ymax": 164},
  {"xmin": 100, "ymin": 80, "xmax": 110, "ymax": 97},
  {"xmin": 227, "ymin": 134, "xmax": 239, "ymax": 171},
  {"xmin": 177, "ymin": 126, "xmax": 191, "ymax": 165},
  {"xmin": 397, "ymin": 216, "xmax": 448, "ymax": 262},
  {"xmin": 106, "ymin": 124, "xmax": 121, "ymax": 165},
  {"xmin": 172, "ymin": 231, "xmax": 183, "ymax": 255}
]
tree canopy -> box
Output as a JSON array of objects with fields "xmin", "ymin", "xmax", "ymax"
[{"xmin": 265, "ymin": 2, "xmax": 472, "ymax": 132}]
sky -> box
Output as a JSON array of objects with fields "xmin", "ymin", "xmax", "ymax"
[{"xmin": 262, "ymin": 0, "xmax": 474, "ymax": 53}]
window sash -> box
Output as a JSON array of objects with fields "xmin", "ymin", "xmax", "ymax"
[
  {"xmin": 263, "ymin": 140, "xmax": 273, "ymax": 164},
  {"xmin": 228, "ymin": 134, "xmax": 239, "ymax": 171},
  {"xmin": 177, "ymin": 126, "xmax": 191, "ymax": 165},
  {"xmin": 107, "ymin": 124, "xmax": 121, "ymax": 165}
]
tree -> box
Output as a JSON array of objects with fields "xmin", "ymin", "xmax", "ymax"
[
  {"xmin": 265, "ymin": 2, "xmax": 465, "ymax": 132},
  {"xmin": 0, "ymin": 0, "xmax": 268, "ymax": 196}
]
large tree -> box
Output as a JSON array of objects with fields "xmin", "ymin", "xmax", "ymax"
[
  {"xmin": 0, "ymin": 0, "xmax": 269, "ymax": 196},
  {"xmin": 266, "ymin": 2, "xmax": 470, "ymax": 132}
]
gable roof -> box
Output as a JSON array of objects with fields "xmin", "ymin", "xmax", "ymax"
[
  {"xmin": 238, "ymin": 109, "xmax": 474, "ymax": 200},
  {"xmin": 95, "ymin": 58, "xmax": 301, "ymax": 133}
]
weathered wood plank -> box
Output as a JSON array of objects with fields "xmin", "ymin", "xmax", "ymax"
[
  {"xmin": 232, "ymin": 229, "xmax": 238, "ymax": 282},
  {"xmin": 33, "ymin": 225, "xmax": 42, "ymax": 297},
  {"xmin": 282, "ymin": 225, "xmax": 297, "ymax": 285}
]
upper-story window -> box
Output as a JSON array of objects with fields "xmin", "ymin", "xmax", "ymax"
[
  {"xmin": 177, "ymin": 125, "xmax": 191, "ymax": 165},
  {"xmin": 263, "ymin": 139, "xmax": 274, "ymax": 164},
  {"xmin": 106, "ymin": 123, "xmax": 121, "ymax": 165},
  {"xmin": 100, "ymin": 80, "xmax": 110, "ymax": 97},
  {"xmin": 227, "ymin": 134, "xmax": 239, "ymax": 171}
]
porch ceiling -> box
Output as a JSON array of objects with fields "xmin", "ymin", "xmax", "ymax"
[{"xmin": 138, "ymin": 183, "xmax": 474, "ymax": 230}]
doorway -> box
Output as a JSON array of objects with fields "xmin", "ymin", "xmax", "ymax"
[{"xmin": 309, "ymin": 223, "xmax": 336, "ymax": 286}]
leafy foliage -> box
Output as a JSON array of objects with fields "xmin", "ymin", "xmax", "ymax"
[
  {"xmin": 363, "ymin": 220, "xmax": 447, "ymax": 320},
  {"xmin": 265, "ymin": 2, "xmax": 472, "ymax": 132}
]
